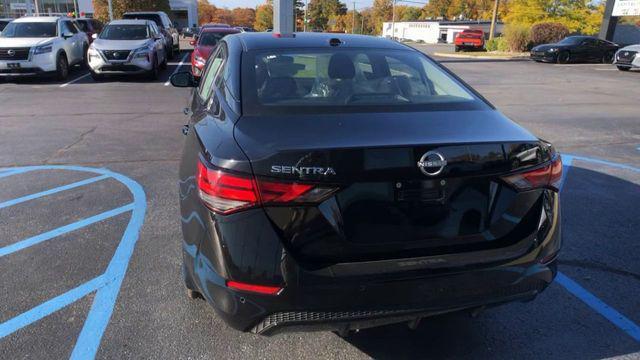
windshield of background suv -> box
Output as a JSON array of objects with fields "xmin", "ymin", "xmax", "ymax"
[
  {"xmin": 198, "ymin": 32, "xmax": 229, "ymax": 46},
  {"xmin": 75, "ymin": 20, "xmax": 89, "ymax": 32},
  {"xmin": 100, "ymin": 25, "xmax": 149, "ymax": 40},
  {"xmin": 123, "ymin": 14, "xmax": 162, "ymax": 27},
  {"xmin": 242, "ymin": 49, "xmax": 480, "ymax": 114},
  {"xmin": 0, "ymin": 22, "xmax": 56, "ymax": 37}
]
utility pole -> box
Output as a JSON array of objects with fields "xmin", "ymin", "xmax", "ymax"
[
  {"xmin": 274, "ymin": 0, "xmax": 295, "ymax": 35},
  {"xmin": 108, "ymin": 0, "xmax": 113, "ymax": 21},
  {"xmin": 73, "ymin": 0, "xmax": 78, "ymax": 17},
  {"xmin": 361, "ymin": 15, "xmax": 364, "ymax": 34},
  {"xmin": 352, "ymin": 1, "xmax": 356, "ymax": 34},
  {"xmin": 489, "ymin": 0, "xmax": 499, "ymax": 40},
  {"xmin": 33, "ymin": 0, "xmax": 40, "ymax": 16},
  {"xmin": 391, "ymin": 0, "xmax": 396, "ymax": 40},
  {"xmin": 304, "ymin": 0, "xmax": 308, "ymax": 32}
]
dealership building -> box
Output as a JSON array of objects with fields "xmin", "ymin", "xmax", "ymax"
[
  {"xmin": 0, "ymin": 0, "xmax": 198, "ymax": 28},
  {"xmin": 382, "ymin": 20, "xmax": 504, "ymax": 44}
]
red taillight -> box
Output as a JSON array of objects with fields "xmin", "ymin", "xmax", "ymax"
[
  {"xmin": 226, "ymin": 280, "xmax": 282, "ymax": 295},
  {"xmin": 502, "ymin": 155, "xmax": 563, "ymax": 191},
  {"xmin": 197, "ymin": 160, "xmax": 337, "ymax": 214}
]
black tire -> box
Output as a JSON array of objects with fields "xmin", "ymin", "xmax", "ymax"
[
  {"xmin": 556, "ymin": 51, "xmax": 570, "ymax": 64},
  {"xmin": 617, "ymin": 66, "xmax": 630, "ymax": 71},
  {"xmin": 90, "ymin": 71, "xmax": 104, "ymax": 81},
  {"xmin": 182, "ymin": 263, "xmax": 203, "ymax": 300},
  {"xmin": 454, "ymin": 45, "xmax": 460, "ymax": 52},
  {"xmin": 602, "ymin": 51, "xmax": 614, "ymax": 64},
  {"xmin": 81, "ymin": 45, "xmax": 89, "ymax": 69},
  {"xmin": 160, "ymin": 52, "xmax": 168, "ymax": 70},
  {"xmin": 55, "ymin": 53, "xmax": 69, "ymax": 81},
  {"xmin": 146, "ymin": 58, "xmax": 159, "ymax": 81},
  {"xmin": 166, "ymin": 43, "xmax": 174, "ymax": 60}
]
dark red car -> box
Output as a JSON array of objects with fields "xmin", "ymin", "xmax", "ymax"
[
  {"xmin": 454, "ymin": 29, "xmax": 485, "ymax": 52},
  {"xmin": 190, "ymin": 27, "xmax": 240, "ymax": 78},
  {"xmin": 75, "ymin": 18, "xmax": 103, "ymax": 44}
]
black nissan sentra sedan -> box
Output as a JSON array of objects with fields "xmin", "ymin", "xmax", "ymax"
[{"xmin": 171, "ymin": 32, "xmax": 562, "ymax": 336}]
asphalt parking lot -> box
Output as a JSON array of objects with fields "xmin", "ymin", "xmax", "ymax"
[{"xmin": 0, "ymin": 42, "xmax": 639, "ymax": 359}]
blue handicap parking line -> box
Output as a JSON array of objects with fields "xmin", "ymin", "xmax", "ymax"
[
  {"xmin": 0, "ymin": 165, "xmax": 146, "ymax": 359},
  {"xmin": 0, "ymin": 203, "xmax": 134, "ymax": 258},
  {"xmin": 0, "ymin": 174, "xmax": 110, "ymax": 210},
  {"xmin": 556, "ymin": 154, "xmax": 640, "ymax": 344}
]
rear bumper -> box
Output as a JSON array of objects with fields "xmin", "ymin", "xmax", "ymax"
[{"xmin": 182, "ymin": 191, "xmax": 561, "ymax": 334}]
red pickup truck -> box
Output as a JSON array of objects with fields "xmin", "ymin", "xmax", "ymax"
[{"xmin": 454, "ymin": 29, "xmax": 485, "ymax": 52}]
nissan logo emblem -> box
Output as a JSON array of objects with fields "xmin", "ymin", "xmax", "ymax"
[
  {"xmin": 417, "ymin": 151, "xmax": 447, "ymax": 176},
  {"xmin": 7, "ymin": 49, "xmax": 15, "ymax": 57}
]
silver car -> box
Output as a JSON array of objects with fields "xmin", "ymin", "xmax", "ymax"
[
  {"xmin": 87, "ymin": 19, "xmax": 167, "ymax": 80},
  {"xmin": 614, "ymin": 44, "xmax": 640, "ymax": 72}
]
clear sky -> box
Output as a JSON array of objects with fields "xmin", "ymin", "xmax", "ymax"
[{"xmin": 209, "ymin": 0, "xmax": 376, "ymax": 10}]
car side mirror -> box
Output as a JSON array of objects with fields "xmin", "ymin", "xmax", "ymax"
[
  {"xmin": 91, "ymin": 33, "xmax": 98, "ymax": 40},
  {"xmin": 170, "ymin": 71, "xmax": 198, "ymax": 88},
  {"xmin": 62, "ymin": 31, "xmax": 73, "ymax": 39}
]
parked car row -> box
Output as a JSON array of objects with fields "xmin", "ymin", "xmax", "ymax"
[
  {"xmin": 0, "ymin": 11, "xmax": 180, "ymax": 82},
  {"xmin": 530, "ymin": 35, "xmax": 639, "ymax": 71}
]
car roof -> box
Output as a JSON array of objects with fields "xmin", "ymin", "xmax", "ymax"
[
  {"xmin": 124, "ymin": 11, "xmax": 165, "ymax": 15},
  {"xmin": 232, "ymin": 32, "xmax": 410, "ymax": 51},
  {"xmin": 108, "ymin": 19, "xmax": 152, "ymax": 26},
  {"xmin": 14, "ymin": 16, "xmax": 61, "ymax": 23},
  {"xmin": 201, "ymin": 27, "xmax": 240, "ymax": 34}
]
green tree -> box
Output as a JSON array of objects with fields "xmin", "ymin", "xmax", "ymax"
[
  {"xmin": 399, "ymin": 6, "xmax": 421, "ymax": 21},
  {"xmin": 93, "ymin": 0, "xmax": 171, "ymax": 23},
  {"xmin": 254, "ymin": 2, "xmax": 273, "ymax": 31},
  {"xmin": 372, "ymin": 0, "xmax": 392, "ymax": 33},
  {"xmin": 308, "ymin": 0, "xmax": 347, "ymax": 30},
  {"xmin": 505, "ymin": 0, "xmax": 604, "ymax": 35}
]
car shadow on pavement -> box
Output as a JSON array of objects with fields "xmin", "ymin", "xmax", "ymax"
[
  {"xmin": 0, "ymin": 64, "xmax": 87, "ymax": 85},
  {"xmin": 344, "ymin": 165, "xmax": 640, "ymax": 360}
]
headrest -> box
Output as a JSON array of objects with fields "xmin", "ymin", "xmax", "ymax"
[{"xmin": 328, "ymin": 53, "xmax": 355, "ymax": 80}]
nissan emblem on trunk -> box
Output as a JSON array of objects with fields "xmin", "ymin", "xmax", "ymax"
[{"xmin": 417, "ymin": 151, "xmax": 447, "ymax": 176}]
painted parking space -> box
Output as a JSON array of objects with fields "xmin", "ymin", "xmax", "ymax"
[
  {"xmin": 555, "ymin": 154, "xmax": 640, "ymax": 344},
  {"xmin": 0, "ymin": 165, "xmax": 146, "ymax": 359}
]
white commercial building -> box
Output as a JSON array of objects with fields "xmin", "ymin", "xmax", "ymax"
[
  {"xmin": 1, "ymin": 0, "xmax": 197, "ymax": 29},
  {"xmin": 382, "ymin": 20, "xmax": 504, "ymax": 44}
]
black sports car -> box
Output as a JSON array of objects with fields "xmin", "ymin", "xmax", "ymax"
[
  {"xmin": 531, "ymin": 36, "xmax": 619, "ymax": 64},
  {"xmin": 172, "ymin": 32, "xmax": 562, "ymax": 335}
]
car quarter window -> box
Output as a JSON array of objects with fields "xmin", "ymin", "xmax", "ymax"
[{"xmin": 198, "ymin": 45, "xmax": 227, "ymax": 101}]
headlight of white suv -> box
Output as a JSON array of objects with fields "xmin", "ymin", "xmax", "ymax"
[
  {"xmin": 33, "ymin": 43, "xmax": 53, "ymax": 55},
  {"xmin": 132, "ymin": 46, "xmax": 152, "ymax": 61},
  {"xmin": 88, "ymin": 46, "xmax": 100, "ymax": 60}
]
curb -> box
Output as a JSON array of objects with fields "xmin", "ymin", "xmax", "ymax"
[{"xmin": 433, "ymin": 51, "xmax": 530, "ymax": 60}]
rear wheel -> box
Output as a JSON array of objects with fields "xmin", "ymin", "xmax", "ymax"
[
  {"xmin": 556, "ymin": 51, "xmax": 570, "ymax": 64},
  {"xmin": 182, "ymin": 263, "xmax": 203, "ymax": 300},
  {"xmin": 454, "ymin": 45, "xmax": 460, "ymax": 52},
  {"xmin": 617, "ymin": 66, "xmax": 630, "ymax": 71},
  {"xmin": 602, "ymin": 51, "xmax": 614, "ymax": 63},
  {"xmin": 55, "ymin": 53, "xmax": 69, "ymax": 81}
]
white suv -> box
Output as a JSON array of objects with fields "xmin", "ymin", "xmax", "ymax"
[{"xmin": 0, "ymin": 16, "xmax": 88, "ymax": 80}]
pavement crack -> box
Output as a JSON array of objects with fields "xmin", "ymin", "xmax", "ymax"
[
  {"xmin": 559, "ymin": 259, "xmax": 640, "ymax": 282},
  {"xmin": 43, "ymin": 126, "xmax": 97, "ymax": 164}
]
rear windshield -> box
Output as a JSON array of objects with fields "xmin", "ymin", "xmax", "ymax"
[
  {"xmin": 198, "ymin": 32, "xmax": 230, "ymax": 46},
  {"xmin": 0, "ymin": 22, "xmax": 56, "ymax": 38},
  {"xmin": 100, "ymin": 25, "xmax": 148, "ymax": 40},
  {"xmin": 242, "ymin": 48, "xmax": 482, "ymax": 114},
  {"xmin": 123, "ymin": 14, "xmax": 161, "ymax": 27}
]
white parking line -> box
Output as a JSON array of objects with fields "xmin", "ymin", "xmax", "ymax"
[
  {"xmin": 594, "ymin": 68, "xmax": 618, "ymax": 71},
  {"xmin": 164, "ymin": 52, "xmax": 190, "ymax": 86},
  {"xmin": 59, "ymin": 72, "xmax": 91, "ymax": 88}
]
